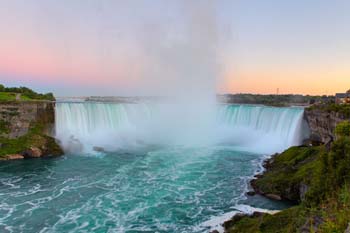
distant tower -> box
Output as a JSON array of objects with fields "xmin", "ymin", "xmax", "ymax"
[{"xmin": 276, "ymin": 88, "xmax": 279, "ymax": 95}]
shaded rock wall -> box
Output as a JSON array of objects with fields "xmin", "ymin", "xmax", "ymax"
[
  {"xmin": 0, "ymin": 101, "xmax": 63, "ymax": 160},
  {"xmin": 0, "ymin": 101, "xmax": 55, "ymax": 139},
  {"xmin": 304, "ymin": 108, "xmax": 349, "ymax": 143}
]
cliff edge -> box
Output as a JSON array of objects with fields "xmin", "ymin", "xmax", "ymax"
[
  {"xmin": 224, "ymin": 115, "xmax": 350, "ymax": 232},
  {"xmin": 304, "ymin": 104, "xmax": 350, "ymax": 144},
  {"xmin": 0, "ymin": 101, "xmax": 63, "ymax": 160}
]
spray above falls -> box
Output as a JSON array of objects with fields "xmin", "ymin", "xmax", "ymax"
[
  {"xmin": 55, "ymin": 1, "xmax": 226, "ymax": 148},
  {"xmin": 132, "ymin": 1, "xmax": 220, "ymax": 145},
  {"xmin": 54, "ymin": 2, "xmax": 307, "ymax": 154}
]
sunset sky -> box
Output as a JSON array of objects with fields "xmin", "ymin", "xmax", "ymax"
[{"xmin": 0, "ymin": 0, "xmax": 349, "ymax": 96}]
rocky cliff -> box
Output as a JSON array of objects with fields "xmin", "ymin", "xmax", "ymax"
[
  {"xmin": 224, "ymin": 109, "xmax": 350, "ymax": 233},
  {"xmin": 0, "ymin": 101, "xmax": 63, "ymax": 160},
  {"xmin": 304, "ymin": 107, "xmax": 349, "ymax": 144},
  {"xmin": 226, "ymin": 138, "xmax": 350, "ymax": 233}
]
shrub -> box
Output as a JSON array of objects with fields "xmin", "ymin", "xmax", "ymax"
[
  {"xmin": 0, "ymin": 84, "xmax": 55, "ymax": 101},
  {"xmin": 335, "ymin": 121, "xmax": 350, "ymax": 138}
]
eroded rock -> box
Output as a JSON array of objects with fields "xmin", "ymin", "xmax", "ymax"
[
  {"xmin": 345, "ymin": 222, "xmax": 350, "ymax": 233},
  {"xmin": 0, "ymin": 154, "xmax": 24, "ymax": 160},
  {"xmin": 23, "ymin": 147, "xmax": 43, "ymax": 158},
  {"xmin": 265, "ymin": 193, "xmax": 282, "ymax": 201},
  {"xmin": 223, "ymin": 213, "xmax": 247, "ymax": 229}
]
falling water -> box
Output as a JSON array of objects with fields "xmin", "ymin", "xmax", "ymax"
[{"xmin": 55, "ymin": 102, "xmax": 306, "ymax": 154}]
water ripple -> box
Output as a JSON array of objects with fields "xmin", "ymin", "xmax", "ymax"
[{"xmin": 0, "ymin": 147, "xmax": 270, "ymax": 232}]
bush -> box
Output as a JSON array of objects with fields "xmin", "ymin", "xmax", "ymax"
[
  {"xmin": 335, "ymin": 121, "xmax": 350, "ymax": 138},
  {"xmin": 307, "ymin": 137, "xmax": 350, "ymax": 205},
  {"xmin": 0, "ymin": 84, "xmax": 55, "ymax": 101},
  {"xmin": 309, "ymin": 103, "xmax": 350, "ymax": 118}
]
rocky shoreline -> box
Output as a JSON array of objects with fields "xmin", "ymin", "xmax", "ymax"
[
  {"xmin": 215, "ymin": 152, "xmax": 292, "ymax": 233},
  {"xmin": 220, "ymin": 145, "xmax": 319, "ymax": 232},
  {"xmin": 221, "ymin": 107, "xmax": 350, "ymax": 233},
  {"xmin": 248, "ymin": 153, "xmax": 300, "ymax": 202},
  {"xmin": 0, "ymin": 101, "xmax": 64, "ymax": 160}
]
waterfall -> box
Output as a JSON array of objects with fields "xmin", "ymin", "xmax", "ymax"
[
  {"xmin": 55, "ymin": 102, "xmax": 307, "ymax": 154},
  {"xmin": 55, "ymin": 102, "xmax": 153, "ymax": 152},
  {"xmin": 216, "ymin": 105, "xmax": 307, "ymax": 153}
]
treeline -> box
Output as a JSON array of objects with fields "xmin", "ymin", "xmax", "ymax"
[
  {"xmin": 218, "ymin": 94, "xmax": 334, "ymax": 106},
  {"xmin": 0, "ymin": 84, "xmax": 55, "ymax": 101},
  {"xmin": 309, "ymin": 103, "xmax": 350, "ymax": 118}
]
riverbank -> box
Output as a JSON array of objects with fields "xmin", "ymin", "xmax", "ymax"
[
  {"xmin": 220, "ymin": 103, "xmax": 350, "ymax": 232},
  {"xmin": 224, "ymin": 135, "xmax": 350, "ymax": 232},
  {"xmin": 0, "ymin": 101, "xmax": 63, "ymax": 160}
]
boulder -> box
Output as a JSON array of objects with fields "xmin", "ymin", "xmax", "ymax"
[
  {"xmin": 300, "ymin": 216, "xmax": 323, "ymax": 233},
  {"xmin": 246, "ymin": 191, "xmax": 256, "ymax": 196},
  {"xmin": 23, "ymin": 147, "xmax": 43, "ymax": 158},
  {"xmin": 0, "ymin": 154, "xmax": 24, "ymax": 160},
  {"xmin": 345, "ymin": 223, "xmax": 350, "ymax": 233},
  {"xmin": 8, "ymin": 154, "xmax": 24, "ymax": 160},
  {"xmin": 265, "ymin": 193, "xmax": 282, "ymax": 201},
  {"xmin": 209, "ymin": 230, "xmax": 219, "ymax": 233},
  {"xmin": 223, "ymin": 213, "xmax": 246, "ymax": 229},
  {"xmin": 299, "ymin": 183, "xmax": 309, "ymax": 201},
  {"xmin": 93, "ymin": 146, "xmax": 106, "ymax": 152},
  {"xmin": 252, "ymin": 211, "xmax": 264, "ymax": 218}
]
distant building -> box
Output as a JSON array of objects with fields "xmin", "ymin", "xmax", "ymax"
[{"xmin": 335, "ymin": 93, "xmax": 350, "ymax": 104}]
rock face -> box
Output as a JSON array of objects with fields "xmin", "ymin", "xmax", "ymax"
[
  {"xmin": 0, "ymin": 101, "xmax": 55, "ymax": 138},
  {"xmin": 304, "ymin": 108, "xmax": 349, "ymax": 144},
  {"xmin": 23, "ymin": 147, "xmax": 43, "ymax": 158},
  {"xmin": 3, "ymin": 154, "xmax": 24, "ymax": 160},
  {"xmin": 345, "ymin": 223, "xmax": 350, "ymax": 233},
  {"xmin": 0, "ymin": 101, "xmax": 63, "ymax": 160}
]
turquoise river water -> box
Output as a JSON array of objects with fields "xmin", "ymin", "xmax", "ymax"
[{"xmin": 0, "ymin": 103, "xmax": 306, "ymax": 232}]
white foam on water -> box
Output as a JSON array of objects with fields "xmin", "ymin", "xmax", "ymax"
[{"xmin": 200, "ymin": 204, "xmax": 280, "ymax": 233}]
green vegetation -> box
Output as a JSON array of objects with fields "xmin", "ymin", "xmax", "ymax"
[
  {"xmin": 219, "ymin": 94, "xmax": 334, "ymax": 107},
  {"xmin": 0, "ymin": 92, "xmax": 17, "ymax": 101},
  {"xmin": 309, "ymin": 103, "xmax": 350, "ymax": 118},
  {"xmin": 0, "ymin": 84, "xmax": 55, "ymax": 101},
  {"xmin": 253, "ymin": 146, "xmax": 324, "ymax": 203},
  {"xmin": 335, "ymin": 121, "xmax": 350, "ymax": 137},
  {"xmin": 0, "ymin": 95, "xmax": 62, "ymax": 158},
  {"xmin": 0, "ymin": 122, "xmax": 62, "ymax": 157},
  {"xmin": 228, "ymin": 206, "xmax": 308, "ymax": 233},
  {"xmin": 0, "ymin": 120, "xmax": 10, "ymax": 134},
  {"xmin": 227, "ymin": 129, "xmax": 350, "ymax": 232}
]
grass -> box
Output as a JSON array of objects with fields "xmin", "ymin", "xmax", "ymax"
[
  {"xmin": 253, "ymin": 146, "xmax": 324, "ymax": 202},
  {"xmin": 227, "ymin": 206, "xmax": 307, "ymax": 233},
  {"xmin": 228, "ymin": 186, "xmax": 350, "ymax": 233},
  {"xmin": 0, "ymin": 123, "xmax": 43, "ymax": 156},
  {"xmin": 318, "ymin": 185, "xmax": 350, "ymax": 233},
  {"xmin": 0, "ymin": 92, "xmax": 17, "ymax": 101},
  {"xmin": 0, "ymin": 90, "xmax": 54, "ymax": 102},
  {"xmin": 0, "ymin": 92, "xmax": 36, "ymax": 102}
]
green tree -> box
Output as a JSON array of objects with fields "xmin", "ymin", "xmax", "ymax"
[{"xmin": 335, "ymin": 121, "xmax": 350, "ymax": 138}]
